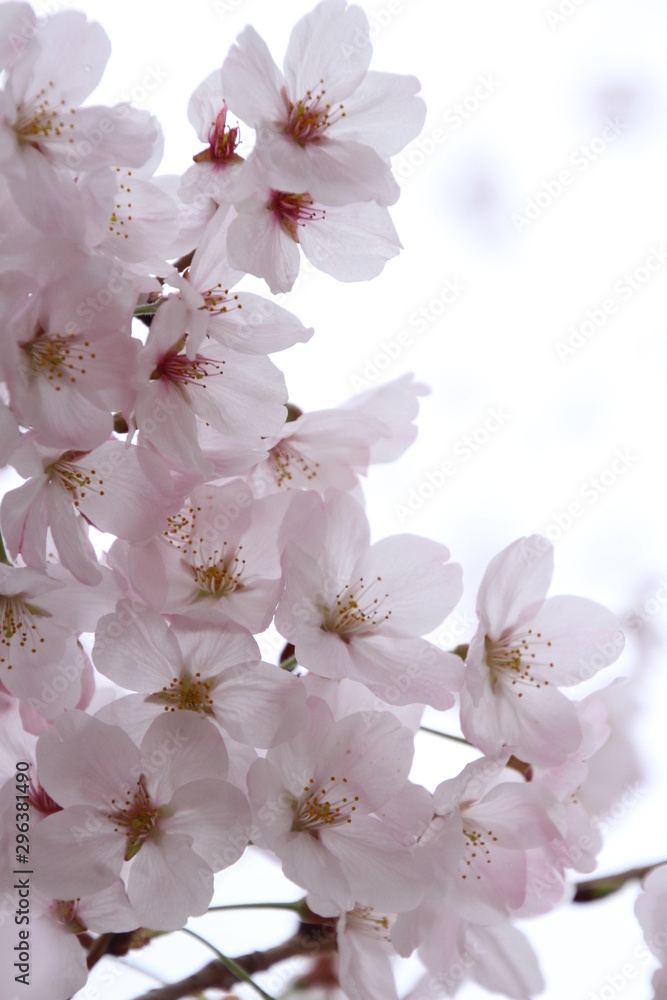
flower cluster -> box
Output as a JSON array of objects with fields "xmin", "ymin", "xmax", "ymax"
[{"xmin": 0, "ymin": 3, "xmax": 639, "ymax": 999}]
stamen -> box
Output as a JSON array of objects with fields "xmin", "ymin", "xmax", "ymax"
[
  {"xmin": 281, "ymin": 80, "xmax": 345, "ymax": 145},
  {"xmin": 293, "ymin": 775, "xmax": 359, "ymax": 831},
  {"xmin": 268, "ymin": 191, "xmax": 326, "ymax": 242},
  {"xmin": 146, "ymin": 671, "xmax": 215, "ymax": 714},
  {"xmin": 269, "ymin": 440, "xmax": 319, "ymax": 487},
  {"xmin": 0, "ymin": 597, "xmax": 48, "ymax": 670},
  {"xmin": 107, "ymin": 774, "xmax": 161, "ymax": 861},
  {"xmin": 460, "ymin": 825, "xmax": 498, "ymax": 880},
  {"xmin": 192, "ymin": 542, "xmax": 245, "ymax": 597},
  {"xmin": 14, "ymin": 82, "xmax": 77, "ymax": 147},
  {"xmin": 484, "ymin": 628, "xmax": 554, "ymax": 692},
  {"xmin": 321, "ymin": 576, "xmax": 392, "ymax": 637},
  {"xmin": 193, "ymin": 105, "xmax": 241, "ymax": 164},
  {"xmin": 200, "ymin": 283, "xmax": 242, "ymax": 319},
  {"xmin": 151, "ymin": 346, "xmax": 225, "ymax": 387},
  {"xmin": 161, "ymin": 502, "xmax": 246, "ymax": 597},
  {"xmin": 47, "ymin": 453, "xmax": 105, "ymax": 507},
  {"xmin": 22, "ymin": 331, "xmax": 96, "ymax": 390}
]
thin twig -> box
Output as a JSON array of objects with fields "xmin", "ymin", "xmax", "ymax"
[
  {"xmin": 130, "ymin": 924, "xmax": 337, "ymax": 1000},
  {"xmin": 419, "ymin": 725, "xmax": 471, "ymax": 746}
]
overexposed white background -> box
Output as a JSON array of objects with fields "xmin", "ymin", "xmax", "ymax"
[{"xmin": 45, "ymin": 0, "xmax": 667, "ymax": 996}]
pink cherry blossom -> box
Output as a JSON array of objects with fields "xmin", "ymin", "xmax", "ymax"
[
  {"xmin": 121, "ymin": 482, "xmax": 289, "ymax": 633},
  {"xmin": 179, "ymin": 72, "xmax": 244, "ymax": 214},
  {"xmin": 422, "ymin": 751, "xmax": 565, "ymax": 923},
  {"xmin": 247, "ymin": 696, "xmax": 430, "ymax": 913},
  {"xmin": 133, "ymin": 296, "xmax": 288, "ymax": 475},
  {"xmin": 0, "ymin": 907, "xmax": 88, "ymax": 1000},
  {"xmin": 515, "ymin": 691, "xmax": 616, "ymax": 917},
  {"xmin": 92, "ymin": 602, "xmax": 307, "ymax": 747},
  {"xmin": 636, "ymin": 865, "xmax": 667, "ymax": 998},
  {"xmin": 81, "ymin": 165, "xmax": 181, "ymax": 274},
  {"xmin": 0, "ymin": 564, "xmax": 114, "ymax": 717},
  {"xmin": 219, "ymin": 0, "xmax": 425, "ymax": 207},
  {"xmin": 460, "ymin": 535, "xmax": 625, "ymax": 766},
  {"xmin": 33, "ymin": 710, "xmax": 250, "ymax": 929},
  {"xmin": 173, "ymin": 205, "xmax": 314, "ymax": 358},
  {"xmin": 0, "ymin": 772, "xmax": 136, "ymax": 999},
  {"xmin": 0, "ymin": 10, "xmax": 161, "ymax": 239},
  {"xmin": 335, "ymin": 905, "xmax": 401, "ymax": 1000},
  {"xmin": 246, "ymin": 374, "xmax": 427, "ymax": 497},
  {"xmin": 226, "ymin": 166, "xmax": 401, "ymax": 293},
  {"xmin": 397, "ymin": 907, "xmax": 545, "ymax": 1000},
  {"xmin": 2, "ymin": 438, "xmax": 180, "ymax": 585},
  {"xmin": 0, "ymin": 256, "xmax": 138, "ymax": 451},
  {"xmin": 276, "ymin": 489, "xmax": 464, "ymax": 708}
]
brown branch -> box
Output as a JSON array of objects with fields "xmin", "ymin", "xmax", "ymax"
[
  {"xmin": 87, "ymin": 933, "xmax": 116, "ymax": 970},
  {"xmin": 573, "ymin": 862, "xmax": 664, "ymax": 902},
  {"xmin": 130, "ymin": 922, "xmax": 337, "ymax": 1000}
]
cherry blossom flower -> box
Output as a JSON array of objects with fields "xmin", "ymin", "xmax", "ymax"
[
  {"xmin": 397, "ymin": 909, "xmax": 545, "ymax": 1000},
  {"xmin": 133, "ymin": 296, "xmax": 288, "ymax": 476},
  {"xmin": 33, "ymin": 710, "xmax": 250, "ymax": 929},
  {"xmin": 275, "ymin": 489, "xmax": 464, "ymax": 708},
  {"xmin": 92, "ymin": 602, "xmax": 307, "ymax": 747},
  {"xmin": 226, "ymin": 165, "xmax": 401, "ymax": 293},
  {"xmin": 336, "ymin": 906, "xmax": 400, "ymax": 1000},
  {"xmin": 2, "ymin": 437, "xmax": 180, "ymax": 585},
  {"xmin": 0, "ymin": 564, "xmax": 116, "ymax": 716},
  {"xmin": 247, "ymin": 696, "xmax": 430, "ymax": 913},
  {"xmin": 460, "ymin": 535, "xmax": 625, "ymax": 766},
  {"xmin": 179, "ymin": 72, "xmax": 244, "ymax": 214},
  {"xmin": 515, "ymin": 691, "xmax": 617, "ymax": 916},
  {"xmin": 421, "ymin": 751, "xmax": 565, "ymax": 923},
  {"xmin": 636, "ymin": 865, "xmax": 667, "ymax": 997},
  {"xmin": 0, "ymin": 9, "xmax": 161, "ymax": 238},
  {"xmin": 291, "ymin": 902, "xmax": 400, "ymax": 1000},
  {"xmin": 246, "ymin": 374, "xmax": 427, "ymax": 497},
  {"xmin": 0, "ymin": 769, "xmax": 135, "ymax": 997},
  {"xmin": 81, "ymin": 165, "xmax": 181, "ymax": 275},
  {"xmin": 0, "ymin": 905, "xmax": 88, "ymax": 1000},
  {"xmin": 172, "ymin": 204, "xmax": 314, "ymax": 359},
  {"xmin": 576, "ymin": 677, "xmax": 645, "ymax": 822},
  {"xmin": 0, "ymin": 3, "xmax": 645, "ymax": 995},
  {"xmin": 120, "ymin": 482, "xmax": 289, "ymax": 633},
  {"xmin": 0, "ymin": 256, "xmax": 138, "ymax": 451},
  {"xmin": 219, "ymin": 0, "xmax": 425, "ymax": 207}
]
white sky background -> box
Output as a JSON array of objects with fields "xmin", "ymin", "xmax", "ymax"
[{"xmin": 37, "ymin": 0, "xmax": 667, "ymax": 996}]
